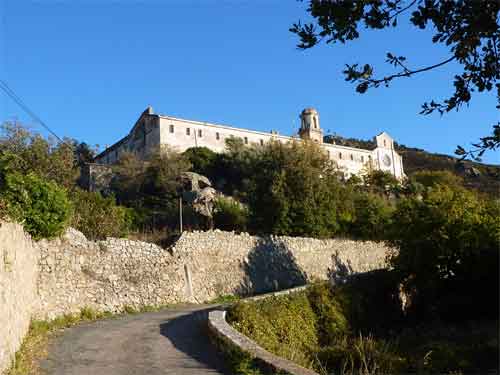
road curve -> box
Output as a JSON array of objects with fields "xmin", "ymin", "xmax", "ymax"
[{"xmin": 40, "ymin": 305, "xmax": 231, "ymax": 375}]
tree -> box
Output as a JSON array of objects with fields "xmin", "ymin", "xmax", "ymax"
[
  {"xmin": 411, "ymin": 169, "xmax": 463, "ymax": 188},
  {"xmin": 248, "ymin": 140, "xmax": 343, "ymax": 237},
  {"xmin": 1, "ymin": 172, "xmax": 72, "ymax": 239},
  {"xmin": 388, "ymin": 185, "xmax": 499, "ymax": 320},
  {"xmin": 0, "ymin": 121, "xmax": 78, "ymax": 188},
  {"xmin": 291, "ymin": 0, "xmax": 500, "ymax": 160},
  {"xmin": 183, "ymin": 146, "xmax": 218, "ymax": 178}
]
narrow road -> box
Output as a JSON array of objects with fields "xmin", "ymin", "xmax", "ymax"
[{"xmin": 40, "ymin": 305, "xmax": 230, "ymax": 375}]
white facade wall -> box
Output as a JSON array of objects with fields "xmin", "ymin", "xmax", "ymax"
[
  {"xmin": 94, "ymin": 108, "xmax": 405, "ymax": 180},
  {"xmin": 159, "ymin": 116, "xmax": 290, "ymax": 153}
]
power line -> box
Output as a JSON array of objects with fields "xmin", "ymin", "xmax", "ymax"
[{"xmin": 0, "ymin": 79, "xmax": 65, "ymax": 143}]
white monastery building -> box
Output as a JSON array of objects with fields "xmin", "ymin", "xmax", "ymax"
[{"xmin": 94, "ymin": 107, "xmax": 405, "ymax": 179}]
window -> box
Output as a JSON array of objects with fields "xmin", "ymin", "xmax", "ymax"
[
  {"xmin": 350, "ymin": 154, "xmax": 354, "ymax": 161},
  {"xmin": 260, "ymin": 139, "xmax": 264, "ymax": 146},
  {"xmin": 383, "ymin": 140, "xmax": 386, "ymax": 147},
  {"xmin": 198, "ymin": 129, "xmax": 202, "ymax": 138},
  {"xmin": 339, "ymin": 152, "xmax": 342, "ymax": 159},
  {"xmin": 169, "ymin": 124, "xmax": 174, "ymax": 133},
  {"xmin": 244, "ymin": 137, "xmax": 248, "ymax": 144},
  {"xmin": 216, "ymin": 132, "xmax": 220, "ymax": 140},
  {"xmin": 186, "ymin": 128, "xmax": 190, "ymax": 136},
  {"xmin": 327, "ymin": 151, "xmax": 330, "ymax": 157},
  {"xmin": 361, "ymin": 156, "xmax": 364, "ymax": 163}
]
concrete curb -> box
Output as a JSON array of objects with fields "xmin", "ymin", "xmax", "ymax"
[{"xmin": 207, "ymin": 286, "xmax": 319, "ymax": 375}]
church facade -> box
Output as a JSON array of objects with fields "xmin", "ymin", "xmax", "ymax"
[{"xmin": 94, "ymin": 106, "xmax": 405, "ymax": 179}]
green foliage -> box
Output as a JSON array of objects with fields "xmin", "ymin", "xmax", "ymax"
[
  {"xmin": 1, "ymin": 172, "xmax": 71, "ymax": 239},
  {"xmin": 228, "ymin": 277, "xmax": 498, "ymax": 375},
  {"xmin": 227, "ymin": 293, "xmax": 319, "ymax": 369},
  {"xmin": 183, "ymin": 146, "xmax": 217, "ymax": 177},
  {"xmin": 306, "ymin": 283, "xmax": 350, "ymax": 345},
  {"xmin": 213, "ymin": 197, "xmax": 249, "ymax": 232},
  {"xmin": 69, "ymin": 189, "xmax": 134, "ymax": 240},
  {"xmin": 248, "ymin": 140, "xmax": 343, "ymax": 237},
  {"xmin": 348, "ymin": 192, "xmax": 393, "ymax": 240},
  {"xmin": 111, "ymin": 147, "xmax": 191, "ymax": 230},
  {"xmin": 317, "ymin": 334, "xmax": 405, "ymax": 375},
  {"xmin": 0, "ymin": 122, "xmax": 79, "ymax": 189},
  {"xmin": 411, "ymin": 170, "xmax": 463, "ymax": 189},
  {"xmin": 389, "ymin": 185, "xmax": 500, "ymax": 320},
  {"xmin": 363, "ymin": 170, "xmax": 400, "ymax": 195}
]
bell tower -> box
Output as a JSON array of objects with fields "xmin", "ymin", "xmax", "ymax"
[{"xmin": 299, "ymin": 108, "xmax": 323, "ymax": 143}]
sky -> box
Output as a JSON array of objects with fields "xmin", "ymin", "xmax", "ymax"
[{"xmin": 0, "ymin": 0, "xmax": 498, "ymax": 165}]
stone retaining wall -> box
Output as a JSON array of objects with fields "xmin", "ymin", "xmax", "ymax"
[
  {"xmin": 172, "ymin": 230, "xmax": 390, "ymax": 302},
  {"xmin": 0, "ymin": 221, "xmax": 40, "ymax": 373},
  {"xmin": 1, "ymin": 226, "xmax": 392, "ymax": 372},
  {"xmin": 36, "ymin": 229, "xmax": 187, "ymax": 319}
]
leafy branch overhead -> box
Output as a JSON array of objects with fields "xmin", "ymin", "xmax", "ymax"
[{"xmin": 290, "ymin": 0, "xmax": 500, "ymax": 160}]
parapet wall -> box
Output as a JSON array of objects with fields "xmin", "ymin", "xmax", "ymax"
[{"xmin": 1, "ymin": 226, "xmax": 392, "ymax": 372}]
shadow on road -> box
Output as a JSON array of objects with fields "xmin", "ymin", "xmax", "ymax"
[{"xmin": 159, "ymin": 308, "xmax": 231, "ymax": 374}]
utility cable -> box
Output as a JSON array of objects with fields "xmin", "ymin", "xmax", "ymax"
[{"xmin": 0, "ymin": 79, "xmax": 67, "ymax": 144}]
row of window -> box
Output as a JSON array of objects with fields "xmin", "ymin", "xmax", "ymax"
[
  {"xmin": 169, "ymin": 124, "xmax": 265, "ymax": 145},
  {"xmin": 168, "ymin": 124, "xmax": 373, "ymax": 163},
  {"xmin": 327, "ymin": 150, "xmax": 372, "ymax": 163}
]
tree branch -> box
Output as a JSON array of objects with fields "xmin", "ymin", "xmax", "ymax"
[
  {"xmin": 371, "ymin": 56, "xmax": 456, "ymax": 85},
  {"xmin": 388, "ymin": 0, "xmax": 418, "ymax": 21}
]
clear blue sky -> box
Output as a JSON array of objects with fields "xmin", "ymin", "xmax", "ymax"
[{"xmin": 1, "ymin": 0, "xmax": 498, "ymax": 164}]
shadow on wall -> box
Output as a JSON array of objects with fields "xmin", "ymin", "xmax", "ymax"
[
  {"xmin": 328, "ymin": 251, "xmax": 354, "ymax": 285},
  {"xmin": 237, "ymin": 237, "xmax": 308, "ymax": 296}
]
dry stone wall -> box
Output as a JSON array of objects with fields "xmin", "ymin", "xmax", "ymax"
[
  {"xmin": 1, "ymin": 225, "xmax": 392, "ymax": 372},
  {"xmin": 36, "ymin": 229, "xmax": 187, "ymax": 320},
  {"xmin": 172, "ymin": 230, "xmax": 390, "ymax": 302},
  {"xmin": 0, "ymin": 221, "xmax": 40, "ymax": 374}
]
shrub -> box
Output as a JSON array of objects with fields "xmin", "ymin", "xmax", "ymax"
[
  {"xmin": 306, "ymin": 283, "xmax": 350, "ymax": 345},
  {"xmin": 183, "ymin": 146, "xmax": 217, "ymax": 177},
  {"xmin": 317, "ymin": 334, "xmax": 405, "ymax": 375},
  {"xmin": 228, "ymin": 293, "xmax": 319, "ymax": 368},
  {"xmin": 389, "ymin": 185, "xmax": 500, "ymax": 320},
  {"xmin": 411, "ymin": 169, "xmax": 463, "ymax": 188},
  {"xmin": 69, "ymin": 189, "xmax": 134, "ymax": 240},
  {"xmin": 349, "ymin": 192, "xmax": 394, "ymax": 240},
  {"xmin": 1, "ymin": 172, "xmax": 71, "ymax": 239},
  {"xmin": 213, "ymin": 197, "xmax": 249, "ymax": 232},
  {"xmin": 0, "ymin": 122, "xmax": 79, "ymax": 189},
  {"xmin": 247, "ymin": 140, "xmax": 343, "ymax": 237}
]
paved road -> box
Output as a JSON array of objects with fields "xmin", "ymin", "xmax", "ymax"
[{"xmin": 40, "ymin": 305, "xmax": 231, "ymax": 375}]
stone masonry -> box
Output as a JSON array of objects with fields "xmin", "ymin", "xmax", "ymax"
[
  {"xmin": 0, "ymin": 221, "xmax": 40, "ymax": 374},
  {"xmin": 1, "ymin": 223, "xmax": 392, "ymax": 372}
]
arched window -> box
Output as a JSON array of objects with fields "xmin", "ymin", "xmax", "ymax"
[
  {"xmin": 313, "ymin": 117, "xmax": 317, "ymax": 129},
  {"xmin": 339, "ymin": 152, "xmax": 343, "ymax": 159}
]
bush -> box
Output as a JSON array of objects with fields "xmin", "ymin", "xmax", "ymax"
[
  {"xmin": 248, "ymin": 140, "xmax": 343, "ymax": 237},
  {"xmin": 411, "ymin": 169, "xmax": 463, "ymax": 188},
  {"xmin": 348, "ymin": 192, "xmax": 394, "ymax": 240},
  {"xmin": 1, "ymin": 172, "xmax": 71, "ymax": 239},
  {"xmin": 317, "ymin": 334, "xmax": 405, "ymax": 375},
  {"xmin": 306, "ymin": 283, "xmax": 350, "ymax": 345},
  {"xmin": 213, "ymin": 197, "xmax": 249, "ymax": 232},
  {"xmin": 69, "ymin": 189, "xmax": 134, "ymax": 240},
  {"xmin": 227, "ymin": 293, "xmax": 319, "ymax": 368},
  {"xmin": 183, "ymin": 146, "xmax": 217, "ymax": 178},
  {"xmin": 389, "ymin": 185, "xmax": 500, "ymax": 320}
]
